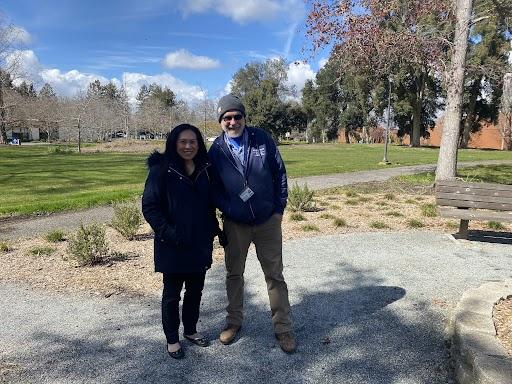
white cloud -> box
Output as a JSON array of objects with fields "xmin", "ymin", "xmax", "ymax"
[
  {"xmin": 122, "ymin": 72, "xmax": 206, "ymax": 105},
  {"xmin": 4, "ymin": 26, "xmax": 32, "ymax": 45},
  {"xmin": 6, "ymin": 49, "xmax": 206, "ymax": 104},
  {"xmin": 223, "ymin": 80, "xmax": 233, "ymax": 95},
  {"xmin": 5, "ymin": 50, "xmax": 42, "ymax": 83},
  {"xmin": 162, "ymin": 49, "xmax": 220, "ymax": 70},
  {"xmin": 217, "ymin": 0, "xmax": 281, "ymax": 24},
  {"xmin": 178, "ymin": 0, "xmax": 304, "ymax": 24},
  {"xmin": 318, "ymin": 58, "xmax": 328, "ymax": 69},
  {"xmin": 285, "ymin": 61, "xmax": 315, "ymax": 99},
  {"xmin": 41, "ymin": 69, "xmax": 110, "ymax": 97}
]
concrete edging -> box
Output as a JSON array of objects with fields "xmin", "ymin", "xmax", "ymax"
[{"xmin": 450, "ymin": 281, "xmax": 512, "ymax": 384}]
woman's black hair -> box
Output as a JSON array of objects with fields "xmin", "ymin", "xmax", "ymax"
[{"xmin": 163, "ymin": 123, "xmax": 208, "ymax": 171}]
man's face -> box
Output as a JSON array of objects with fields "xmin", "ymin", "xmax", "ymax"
[{"xmin": 220, "ymin": 110, "xmax": 245, "ymax": 138}]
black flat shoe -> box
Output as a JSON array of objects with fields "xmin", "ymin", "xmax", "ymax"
[
  {"xmin": 184, "ymin": 334, "xmax": 210, "ymax": 347},
  {"xmin": 167, "ymin": 346, "xmax": 185, "ymax": 359}
]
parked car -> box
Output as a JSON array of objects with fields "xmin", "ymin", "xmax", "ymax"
[{"xmin": 138, "ymin": 131, "xmax": 155, "ymax": 140}]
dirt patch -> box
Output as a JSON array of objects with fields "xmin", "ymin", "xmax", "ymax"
[
  {"xmin": 82, "ymin": 139, "xmax": 165, "ymax": 153},
  {"xmin": 494, "ymin": 297, "xmax": 512, "ymax": 356},
  {"xmin": 1, "ymin": 188, "xmax": 510, "ymax": 353}
]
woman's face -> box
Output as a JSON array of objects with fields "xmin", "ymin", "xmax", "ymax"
[{"xmin": 176, "ymin": 129, "xmax": 198, "ymax": 161}]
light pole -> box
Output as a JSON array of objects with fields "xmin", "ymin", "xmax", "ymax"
[{"xmin": 382, "ymin": 76, "xmax": 393, "ymax": 164}]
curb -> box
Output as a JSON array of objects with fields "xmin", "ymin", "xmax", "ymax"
[{"xmin": 450, "ymin": 281, "xmax": 512, "ymax": 384}]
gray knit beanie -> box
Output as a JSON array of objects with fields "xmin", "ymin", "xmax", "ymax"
[{"xmin": 217, "ymin": 94, "xmax": 246, "ymax": 122}]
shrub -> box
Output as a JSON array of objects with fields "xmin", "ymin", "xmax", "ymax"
[
  {"xmin": 369, "ymin": 221, "xmax": 389, "ymax": 229},
  {"xmin": 301, "ymin": 224, "xmax": 320, "ymax": 232},
  {"xmin": 288, "ymin": 183, "xmax": 315, "ymax": 212},
  {"xmin": 384, "ymin": 193, "xmax": 395, "ymax": 200},
  {"xmin": 319, "ymin": 213, "xmax": 336, "ymax": 219},
  {"xmin": 29, "ymin": 246, "xmax": 55, "ymax": 257},
  {"xmin": 345, "ymin": 199, "xmax": 358, "ymax": 206},
  {"xmin": 289, "ymin": 212, "xmax": 306, "ymax": 221},
  {"xmin": 358, "ymin": 196, "xmax": 372, "ymax": 203},
  {"xmin": 45, "ymin": 230, "xmax": 66, "ymax": 243},
  {"xmin": 420, "ymin": 203, "xmax": 437, "ymax": 218},
  {"xmin": 333, "ymin": 217, "xmax": 347, "ymax": 227},
  {"xmin": 47, "ymin": 146, "xmax": 74, "ymax": 154},
  {"xmin": 407, "ymin": 219, "xmax": 425, "ymax": 228},
  {"xmin": 345, "ymin": 190, "xmax": 359, "ymax": 198},
  {"xmin": 68, "ymin": 223, "xmax": 108, "ymax": 266},
  {"xmin": 111, "ymin": 202, "xmax": 142, "ymax": 240},
  {"xmin": 446, "ymin": 221, "xmax": 459, "ymax": 229},
  {"xmin": 404, "ymin": 199, "xmax": 416, "ymax": 204},
  {"xmin": 385, "ymin": 210, "xmax": 403, "ymax": 217},
  {"xmin": 0, "ymin": 241, "xmax": 12, "ymax": 253},
  {"xmin": 488, "ymin": 221, "xmax": 505, "ymax": 230}
]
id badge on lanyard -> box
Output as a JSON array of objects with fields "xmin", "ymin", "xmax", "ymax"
[{"xmin": 239, "ymin": 185, "xmax": 254, "ymax": 202}]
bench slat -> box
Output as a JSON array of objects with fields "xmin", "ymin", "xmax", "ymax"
[
  {"xmin": 436, "ymin": 192, "xmax": 512, "ymax": 206},
  {"xmin": 437, "ymin": 207, "xmax": 512, "ymax": 222},
  {"xmin": 436, "ymin": 185, "xmax": 512, "ymax": 198},
  {"xmin": 436, "ymin": 180, "xmax": 512, "ymax": 192},
  {"xmin": 436, "ymin": 198, "xmax": 512, "ymax": 211}
]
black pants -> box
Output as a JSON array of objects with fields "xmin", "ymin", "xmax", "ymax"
[{"xmin": 162, "ymin": 272, "xmax": 206, "ymax": 344}]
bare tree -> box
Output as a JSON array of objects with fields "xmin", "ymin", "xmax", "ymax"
[{"xmin": 0, "ymin": 19, "xmax": 25, "ymax": 143}]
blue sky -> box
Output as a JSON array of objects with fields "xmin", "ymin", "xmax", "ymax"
[{"xmin": 1, "ymin": 0, "xmax": 327, "ymax": 105}]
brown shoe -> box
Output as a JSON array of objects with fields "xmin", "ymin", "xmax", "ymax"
[
  {"xmin": 275, "ymin": 332, "xmax": 296, "ymax": 354},
  {"xmin": 219, "ymin": 324, "xmax": 241, "ymax": 345}
]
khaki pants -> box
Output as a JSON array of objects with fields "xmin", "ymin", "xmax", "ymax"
[{"xmin": 223, "ymin": 214, "xmax": 292, "ymax": 334}]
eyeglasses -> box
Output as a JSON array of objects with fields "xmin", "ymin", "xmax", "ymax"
[
  {"xmin": 222, "ymin": 114, "xmax": 243, "ymax": 122},
  {"xmin": 177, "ymin": 139, "xmax": 197, "ymax": 146}
]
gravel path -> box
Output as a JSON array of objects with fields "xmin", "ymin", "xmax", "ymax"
[
  {"xmin": 1, "ymin": 231, "xmax": 511, "ymax": 383},
  {"xmin": 1, "ymin": 160, "xmax": 511, "ymax": 240}
]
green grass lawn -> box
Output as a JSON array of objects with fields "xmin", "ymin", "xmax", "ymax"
[
  {"xmin": 395, "ymin": 164, "xmax": 512, "ymax": 186},
  {"xmin": 1, "ymin": 143, "xmax": 512, "ymax": 217},
  {"xmin": 278, "ymin": 143, "xmax": 512, "ymax": 177},
  {"xmin": 0, "ymin": 146, "xmax": 147, "ymax": 216}
]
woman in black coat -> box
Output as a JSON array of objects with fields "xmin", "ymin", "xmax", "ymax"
[{"xmin": 142, "ymin": 123, "xmax": 218, "ymax": 359}]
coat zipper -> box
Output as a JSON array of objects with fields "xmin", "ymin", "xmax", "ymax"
[
  {"xmin": 168, "ymin": 164, "xmax": 210, "ymax": 186},
  {"xmin": 216, "ymin": 139, "xmax": 256, "ymax": 220}
]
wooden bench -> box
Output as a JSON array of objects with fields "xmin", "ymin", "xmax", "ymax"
[{"xmin": 435, "ymin": 179, "xmax": 512, "ymax": 239}]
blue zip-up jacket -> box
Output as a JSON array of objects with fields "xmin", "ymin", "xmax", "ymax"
[
  {"xmin": 208, "ymin": 126, "xmax": 287, "ymax": 225},
  {"xmin": 142, "ymin": 152, "xmax": 216, "ymax": 273}
]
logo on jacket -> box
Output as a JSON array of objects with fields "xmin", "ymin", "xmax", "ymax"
[{"xmin": 252, "ymin": 146, "xmax": 266, "ymax": 157}]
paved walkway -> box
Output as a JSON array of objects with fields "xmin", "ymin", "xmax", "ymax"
[
  {"xmin": 1, "ymin": 231, "xmax": 511, "ymax": 383},
  {"xmin": 1, "ymin": 160, "xmax": 511, "ymax": 240}
]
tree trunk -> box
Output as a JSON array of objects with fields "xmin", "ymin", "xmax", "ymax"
[
  {"xmin": 77, "ymin": 118, "xmax": 81, "ymax": 153},
  {"xmin": 410, "ymin": 75, "xmax": 425, "ymax": 147},
  {"xmin": 411, "ymin": 97, "xmax": 422, "ymax": 147},
  {"xmin": 459, "ymin": 78, "xmax": 481, "ymax": 148},
  {"xmin": 435, "ymin": 0, "xmax": 473, "ymax": 182},
  {"xmin": 0, "ymin": 83, "xmax": 7, "ymax": 144}
]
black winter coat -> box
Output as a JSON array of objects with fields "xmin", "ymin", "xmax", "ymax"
[{"xmin": 142, "ymin": 152, "xmax": 217, "ymax": 273}]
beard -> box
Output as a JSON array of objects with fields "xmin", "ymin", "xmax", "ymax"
[{"xmin": 224, "ymin": 126, "xmax": 244, "ymax": 138}]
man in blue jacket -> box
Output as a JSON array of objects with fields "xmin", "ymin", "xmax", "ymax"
[{"xmin": 208, "ymin": 94, "xmax": 295, "ymax": 353}]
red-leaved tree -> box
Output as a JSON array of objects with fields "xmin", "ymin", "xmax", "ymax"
[{"xmin": 305, "ymin": 0, "xmax": 454, "ymax": 147}]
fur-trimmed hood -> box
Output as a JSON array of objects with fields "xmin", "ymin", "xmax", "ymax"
[{"xmin": 147, "ymin": 151, "xmax": 164, "ymax": 168}]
